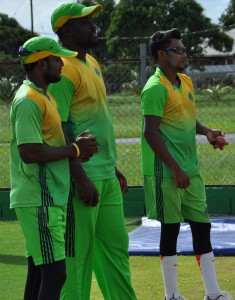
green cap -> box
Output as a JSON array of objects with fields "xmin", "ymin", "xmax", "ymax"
[
  {"xmin": 19, "ymin": 36, "xmax": 78, "ymax": 64},
  {"xmin": 51, "ymin": 2, "xmax": 103, "ymax": 33}
]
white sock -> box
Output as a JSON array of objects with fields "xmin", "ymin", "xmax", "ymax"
[
  {"xmin": 196, "ymin": 252, "xmax": 221, "ymax": 298},
  {"xmin": 161, "ymin": 255, "xmax": 180, "ymax": 299}
]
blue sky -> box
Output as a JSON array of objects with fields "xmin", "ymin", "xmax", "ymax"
[{"xmin": 0, "ymin": 0, "xmax": 230, "ymax": 40}]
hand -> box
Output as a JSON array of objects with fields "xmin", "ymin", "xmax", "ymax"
[
  {"xmin": 75, "ymin": 130, "xmax": 100, "ymax": 160},
  {"xmin": 115, "ymin": 168, "xmax": 128, "ymax": 194},
  {"xmin": 75, "ymin": 177, "xmax": 99, "ymax": 207},
  {"xmin": 171, "ymin": 167, "xmax": 190, "ymax": 189},
  {"xmin": 206, "ymin": 129, "xmax": 225, "ymax": 145}
]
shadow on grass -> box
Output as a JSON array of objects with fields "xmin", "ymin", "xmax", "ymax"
[{"xmin": 0, "ymin": 254, "xmax": 27, "ymax": 265}]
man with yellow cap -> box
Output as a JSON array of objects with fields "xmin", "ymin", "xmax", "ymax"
[
  {"xmin": 49, "ymin": 2, "xmax": 137, "ymax": 300},
  {"xmin": 10, "ymin": 36, "xmax": 99, "ymax": 300}
]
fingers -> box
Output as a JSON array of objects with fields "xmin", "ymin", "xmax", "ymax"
[
  {"xmin": 80, "ymin": 191, "xmax": 99, "ymax": 207},
  {"xmin": 176, "ymin": 181, "xmax": 190, "ymax": 189},
  {"xmin": 220, "ymin": 131, "xmax": 225, "ymax": 137},
  {"xmin": 175, "ymin": 175, "xmax": 190, "ymax": 189},
  {"xmin": 84, "ymin": 196, "xmax": 99, "ymax": 207},
  {"xmin": 75, "ymin": 137, "xmax": 100, "ymax": 157},
  {"xmin": 212, "ymin": 136, "xmax": 228, "ymax": 150},
  {"xmin": 119, "ymin": 178, "xmax": 128, "ymax": 194},
  {"xmin": 77, "ymin": 193, "xmax": 99, "ymax": 207},
  {"xmin": 77, "ymin": 130, "xmax": 90, "ymax": 138}
]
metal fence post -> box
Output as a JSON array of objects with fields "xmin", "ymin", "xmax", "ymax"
[{"xmin": 140, "ymin": 43, "xmax": 147, "ymax": 89}]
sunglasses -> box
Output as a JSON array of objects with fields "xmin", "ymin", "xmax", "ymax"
[
  {"xmin": 162, "ymin": 47, "xmax": 187, "ymax": 55},
  {"xmin": 18, "ymin": 46, "xmax": 53, "ymax": 56}
]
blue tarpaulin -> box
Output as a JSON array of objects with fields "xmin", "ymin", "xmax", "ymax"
[{"xmin": 128, "ymin": 217, "xmax": 235, "ymax": 256}]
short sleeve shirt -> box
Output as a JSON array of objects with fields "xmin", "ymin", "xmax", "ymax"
[
  {"xmin": 10, "ymin": 80, "xmax": 70, "ymax": 208},
  {"xmin": 141, "ymin": 68, "xmax": 199, "ymax": 177},
  {"xmin": 48, "ymin": 54, "xmax": 116, "ymax": 180}
]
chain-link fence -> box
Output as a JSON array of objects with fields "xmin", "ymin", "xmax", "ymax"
[{"xmin": 1, "ymin": 50, "xmax": 235, "ymax": 188}]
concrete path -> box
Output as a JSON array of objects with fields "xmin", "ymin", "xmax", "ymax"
[{"xmin": 116, "ymin": 133, "xmax": 235, "ymax": 144}]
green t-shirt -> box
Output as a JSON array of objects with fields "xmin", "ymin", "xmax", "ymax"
[
  {"xmin": 10, "ymin": 80, "xmax": 70, "ymax": 208},
  {"xmin": 48, "ymin": 54, "xmax": 116, "ymax": 180},
  {"xmin": 141, "ymin": 68, "xmax": 199, "ymax": 177}
]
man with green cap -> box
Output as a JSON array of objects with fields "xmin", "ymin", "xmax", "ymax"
[
  {"xmin": 49, "ymin": 2, "xmax": 137, "ymax": 300},
  {"xmin": 10, "ymin": 36, "xmax": 99, "ymax": 300}
]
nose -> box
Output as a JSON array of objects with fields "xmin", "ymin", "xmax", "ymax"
[{"xmin": 90, "ymin": 20, "xmax": 96, "ymax": 29}]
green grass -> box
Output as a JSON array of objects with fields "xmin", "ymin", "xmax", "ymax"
[
  {"xmin": 2, "ymin": 92, "xmax": 234, "ymax": 143},
  {"xmin": 0, "ymin": 139, "xmax": 235, "ymax": 188},
  {"xmin": 115, "ymin": 143, "xmax": 235, "ymax": 186},
  {"xmin": 195, "ymin": 99, "xmax": 235, "ymax": 133},
  {"xmin": 107, "ymin": 92, "xmax": 235, "ymax": 138},
  {"xmin": 0, "ymin": 145, "xmax": 10, "ymax": 187},
  {"xmin": 0, "ymin": 102, "xmax": 11, "ymax": 143},
  {"xmin": 108, "ymin": 93, "xmax": 142, "ymax": 138},
  {"xmin": 1, "ymin": 92, "xmax": 235, "ymax": 187},
  {"xmin": 0, "ymin": 221, "xmax": 235, "ymax": 300},
  {"xmin": 197, "ymin": 144, "xmax": 235, "ymax": 185}
]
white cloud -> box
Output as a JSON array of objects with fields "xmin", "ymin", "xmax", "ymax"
[{"xmin": 197, "ymin": 0, "xmax": 230, "ymax": 23}]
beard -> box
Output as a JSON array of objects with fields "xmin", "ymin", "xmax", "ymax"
[
  {"xmin": 44, "ymin": 71, "xmax": 61, "ymax": 84},
  {"xmin": 177, "ymin": 66, "xmax": 185, "ymax": 72},
  {"xmin": 43, "ymin": 59, "xmax": 61, "ymax": 84}
]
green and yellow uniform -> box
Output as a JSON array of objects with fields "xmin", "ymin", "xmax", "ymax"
[
  {"xmin": 49, "ymin": 55, "xmax": 136, "ymax": 300},
  {"xmin": 10, "ymin": 80, "xmax": 70, "ymax": 265},
  {"xmin": 141, "ymin": 68, "xmax": 209, "ymax": 223}
]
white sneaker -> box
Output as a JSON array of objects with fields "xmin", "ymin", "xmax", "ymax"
[
  {"xmin": 204, "ymin": 291, "xmax": 233, "ymax": 300},
  {"xmin": 165, "ymin": 295, "xmax": 187, "ymax": 300}
]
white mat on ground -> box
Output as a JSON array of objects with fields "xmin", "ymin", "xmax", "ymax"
[{"xmin": 128, "ymin": 217, "xmax": 235, "ymax": 256}]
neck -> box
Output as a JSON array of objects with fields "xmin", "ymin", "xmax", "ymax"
[
  {"xmin": 159, "ymin": 65, "xmax": 178, "ymax": 85},
  {"xmin": 26, "ymin": 74, "xmax": 48, "ymax": 94}
]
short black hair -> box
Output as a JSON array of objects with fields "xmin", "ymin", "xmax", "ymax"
[{"xmin": 150, "ymin": 28, "xmax": 182, "ymax": 61}]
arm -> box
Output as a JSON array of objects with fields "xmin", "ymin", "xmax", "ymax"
[
  {"xmin": 62, "ymin": 123, "xmax": 100, "ymax": 207},
  {"xmin": 69, "ymin": 159, "xmax": 99, "ymax": 207},
  {"xmin": 19, "ymin": 132, "xmax": 99, "ymax": 164},
  {"xmin": 19, "ymin": 142, "xmax": 79, "ymax": 164},
  {"xmin": 144, "ymin": 115, "xmax": 190, "ymax": 188}
]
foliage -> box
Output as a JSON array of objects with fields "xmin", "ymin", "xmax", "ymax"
[
  {"xmin": 201, "ymin": 84, "xmax": 232, "ymax": 105},
  {"xmin": 0, "ymin": 13, "xmax": 37, "ymax": 59},
  {"xmin": 0, "ymin": 77, "xmax": 16, "ymax": 102},
  {"xmin": 102, "ymin": 63, "xmax": 136, "ymax": 93},
  {"xmin": 219, "ymin": 0, "xmax": 235, "ymax": 27},
  {"xmin": 122, "ymin": 80, "xmax": 141, "ymax": 95},
  {"xmin": 0, "ymin": 2, "xmax": 233, "ymax": 61},
  {"xmin": 0, "ymin": 62, "xmax": 25, "ymax": 103},
  {"xmin": 105, "ymin": 0, "xmax": 233, "ymax": 58}
]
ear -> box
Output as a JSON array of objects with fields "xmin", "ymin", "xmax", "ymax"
[
  {"xmin": 37, "ymin": 58, "xmax": 48, "ymax": 71},
  {"xmin": 61, "ymin": 23, "xmax": 73, "ymax": 37},
  {"xmin": 158, "ymin": 49, "xmax": 167, "ymax": 61}
]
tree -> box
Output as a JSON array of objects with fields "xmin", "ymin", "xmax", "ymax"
[
  {"xmin": 219, "ymin": 0, "xmax": 235, "ymax": 27},
  {"xmin": 106, "ymin": 0, "xmax": 233, "ymax": 58},
  {"xmin": 0, "ymin": 13, "xmax": 37, "ymax": 60},
  {"xmin": 0, "ymin": 14, "xmax": 37, "ymax": 102}
]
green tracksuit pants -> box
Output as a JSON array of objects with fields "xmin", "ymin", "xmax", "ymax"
[{"xmin": 60, "ymin": 177, "xmax": 137, "ymax": 300}]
